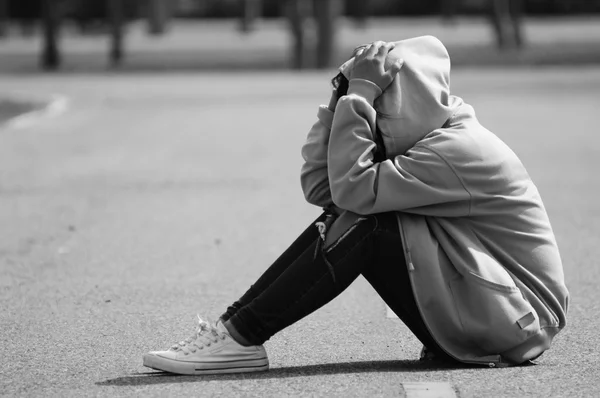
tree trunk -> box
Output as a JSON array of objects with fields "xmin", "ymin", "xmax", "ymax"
[
  {"xmin": 285, "ymin": 0, "xmax": 308, "ymax": 70},
  {"xmin": 490, "ymin": 0, "xmax": 508, "ymax": 49},
  {"xmin": 240, "ymin": 0, "xmax": 262, "ymax": 33},
  {"xmin": 314, "ymin": 0, "xmax": 339, "ymax": 69},
  {"xmin": 441, "ymin": 0, "xmax": 458, "ymax": 25},
  {"xmin": 510, "ymin": 0, "xmax": 525, "ymax": 48},
  {"xmin": 147, "ymin": 0, "xmax": 169, "ymax": 35},
  {"xmin": 0, "ymin": 0, "xmax": 7, "ymax": 37},
  {"xmin": 41, "ymin": 0, "xmax": 60, "ymax": 70},
  {"xmin": 490, "ymin": 0, "xmax": 525, "ymax": 50},
  {"xmin": 107, "ymin": 0, "xmax": 124, "ymax": 66},
  {"xmin": 347, "ymin": 0, "xmax": 368, "ymax": 28}
]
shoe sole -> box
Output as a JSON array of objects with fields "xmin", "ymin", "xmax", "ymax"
[{"xmin": 143, "ymin": 353, "xmax": 269, "ymax": 375}]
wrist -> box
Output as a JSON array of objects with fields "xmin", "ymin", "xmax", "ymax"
[
  {"xmin": 328, "ymin": 96, "xmax": 337, "ymax": 112},
  {"xmin": 317, "ymin": 105, "xmax": 334, "ymax": 129},
  {"xmin": 347, "ymin": 79, "xmax": 383, "ymax": 106},
  {"xmin": 328, "ymin": 88, "xmax": 341, "ymax": 111}
]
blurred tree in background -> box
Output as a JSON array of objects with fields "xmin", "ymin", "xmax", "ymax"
[
  {"xmin": 4, "ymin": 0, "xmax": 41, "ymax": 36},
  {"xmin": 285, "ymin": 0, "xmax": 342, "ymax": 69},
  {"xmin": 0, "ymin": 0, "xmax": 599, "ymax": 70},
  {"xmin": 165, "ymin": 0, "xmax": 600, "ymax": 18},
  {"xmin": 489, "ymin": 0, "xmax": 524, "ymax": 49}
]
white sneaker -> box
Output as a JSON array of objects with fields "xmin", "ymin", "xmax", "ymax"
[{"xmin": 143, "ymin": 316, "xmax": 269, "ymax": 375}]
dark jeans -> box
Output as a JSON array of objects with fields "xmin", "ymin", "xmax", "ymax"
[{"xmin": 220, "ymin": 211, "xmax": 446, "ymax": 358}]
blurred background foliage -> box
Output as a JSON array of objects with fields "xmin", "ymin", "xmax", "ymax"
[
  {"xmin": 5, "ymin": 0, "xmax": 600, "ymax": 21},
  {"xmin": 157, "ymin": 0, "xmax": 600, "ymax": 18},
  {"xmin": 1, "ymin": 0, "xmax": 599, "ymax": 71}
]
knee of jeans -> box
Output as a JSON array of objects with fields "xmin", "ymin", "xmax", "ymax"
[
  {"xmin": 313, "ymin": 213, "xmax": 376, "ymax": 288},
  {"xmin": 321, "ymin": 212, "xmax": 375, "ymax": 253}
]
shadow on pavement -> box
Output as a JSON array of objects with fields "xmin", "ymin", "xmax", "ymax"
[
  {"xmin": 97, "ymin": 360, "xmax": 468, "ymax": 386},
  {"xmin": 0, "ymin": 97, "xmax": 47, "ymax": 125}
]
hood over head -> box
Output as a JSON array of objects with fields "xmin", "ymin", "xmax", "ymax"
[{"xmin": 339, "ymin": 36, "xmax": 459, "ymax": 156}]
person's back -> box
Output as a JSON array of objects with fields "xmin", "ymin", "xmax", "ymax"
[
  {"xmin": 326, "ymin": 36, "xmax": 568, "ymax": 365},
  {"xmin": 401, "ymin": 102, "xmax": 568, "ymax": 364}
]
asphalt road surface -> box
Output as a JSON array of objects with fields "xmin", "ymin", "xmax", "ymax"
[{"xmin": 1, "ymin": 68, "xmax": 599, "ymax": 397}]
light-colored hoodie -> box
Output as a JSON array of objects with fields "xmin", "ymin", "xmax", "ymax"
[{"xmin": 300, "ymin": 36, "xmax": 569, "ymax": 366}]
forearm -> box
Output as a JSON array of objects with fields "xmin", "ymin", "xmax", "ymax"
[
  {"xmin": 300, "ymin": 105, "xmax": 335, "ymax": 207},
  {"xmin": 328, "ymin": 91, "xmax": 471, "ymax": 215},
  {"xmin": 328, "ymin": 86, "xmax": 380, "ymax": 213}
]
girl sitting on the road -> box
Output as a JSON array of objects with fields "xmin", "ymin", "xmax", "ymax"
[{"xmin": 143, "ymin": 36, "xmax": 569, "ymax": 374}]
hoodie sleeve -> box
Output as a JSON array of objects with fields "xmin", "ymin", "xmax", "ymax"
[
  {"xmin": 328, "ymin": 92, "xmax": 471, "ymax": 216},
  {"xmin": 300, "ymin": 105, "xmax": 335, "ymax": 208}
]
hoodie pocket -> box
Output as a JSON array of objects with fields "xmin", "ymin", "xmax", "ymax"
[{"xmin": 449, "ymin": 273, "xmax": 540, "ymax": 355}]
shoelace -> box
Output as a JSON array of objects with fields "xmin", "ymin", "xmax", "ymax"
[{"xmin": 170, "ymin": 315, "xmax": 227, "ymax": 354}]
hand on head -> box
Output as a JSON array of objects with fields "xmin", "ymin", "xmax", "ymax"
[{"xmin": 348, "ymin": 41, "xmax": 404, "ymax": 92}]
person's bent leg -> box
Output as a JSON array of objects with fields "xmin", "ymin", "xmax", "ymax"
[
  {"xmin": 143, "ymin": 212, "xmax": 334, "ymax": 375},
  {"xmin": 220, "ymin": 212, "xmax": 330, "ymax": 322},
  {"xmin": 359, "ymin": 213, "xmax": 454, "ymax": 362},
  {"xmin": 143, "ymin": 212, "xmax": 452, "ymax": 375},
  {"xmin": 227, "ymin": 213, "xmax": 381, "ymax": 345}
]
